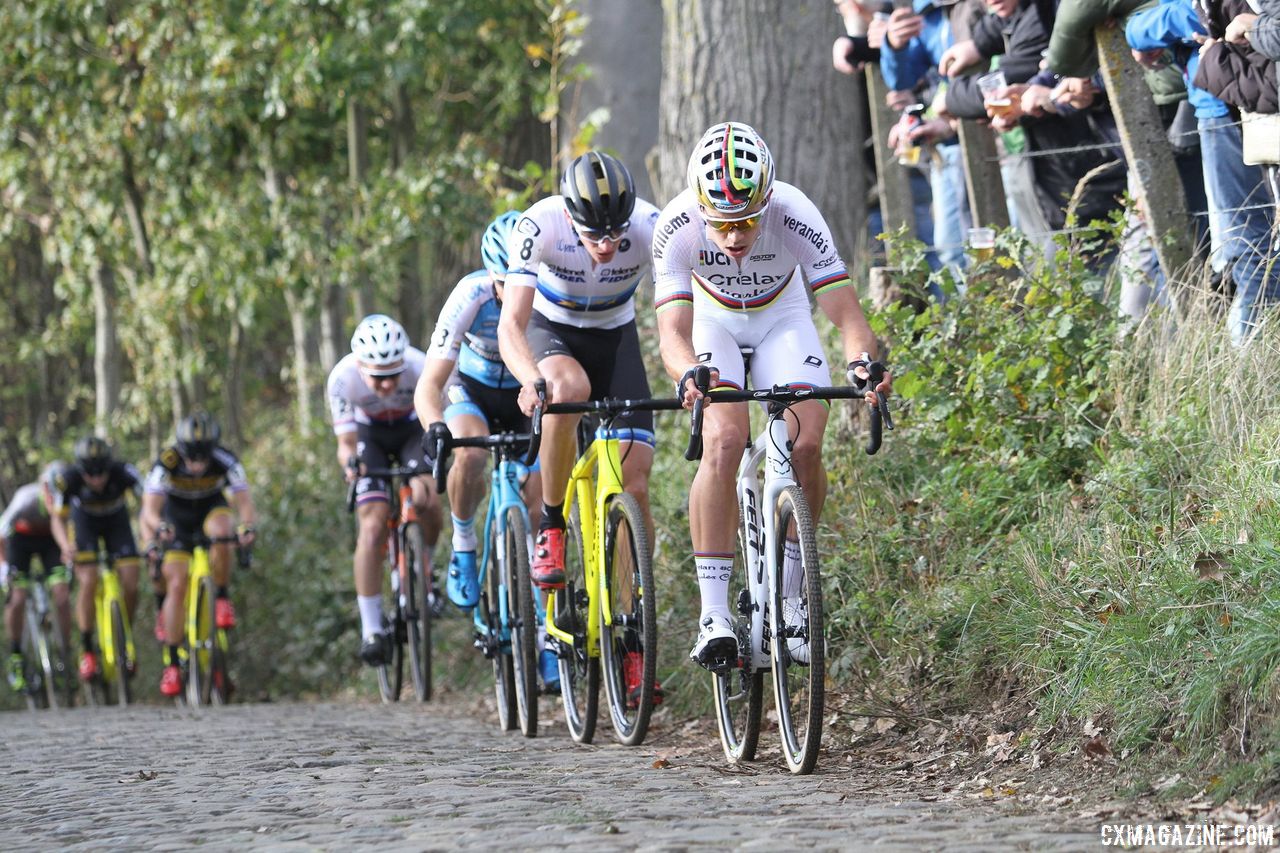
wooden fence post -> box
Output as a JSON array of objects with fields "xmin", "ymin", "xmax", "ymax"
[
  {"xmin": 865, "ymin": 64, "xmax": 916, "ymax": 245},
  {"xmin": 957, "ymin": 119, "xmax": 1010, "ymax": 228},
  {"xmin": 1095, "ymin": 25, "xmax": 1194, "ymax": 277}
]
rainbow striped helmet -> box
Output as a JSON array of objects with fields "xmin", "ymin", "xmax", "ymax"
[{"xmin": 686, "ymin": 121, "xmax": 774, "ymax": 217}]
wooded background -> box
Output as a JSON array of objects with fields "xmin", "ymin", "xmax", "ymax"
[{"xmin": 0, "ymin": 0, "xmax": 867, "ymax": 492}]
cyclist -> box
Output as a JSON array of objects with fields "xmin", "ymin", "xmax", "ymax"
[
  {"xmin": 1, "ymin": 463, "xmax": 73, "ymax": 691},
  {"xmin": 328, "ymin": 314, "xmax": 443, "ymax": 668},
  {"xmin": 413, "ymin": 212, "xmax": 555, "ymax": 686},
  {"xmin": 497, "ymin": 151, "xmax": 665, "ymax": 703},
  {"xmin": 139, "ymin": 413, "xmax": 258, "ymax": 697},
  {"xmin": 49, "ymin": 436, "xmax": 144, "ymax": 682},
  {"xmin": 652, "ymin": 121, "xmax": 892, "ymax": 669}
]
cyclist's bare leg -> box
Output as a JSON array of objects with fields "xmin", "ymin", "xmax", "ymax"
[
  {"xmin": 619, "ymin": 442, "xmax": 656, "ymax": 547},
  {"xmin": 51, "ymin": 580, "xmax": 72, "ymax": 647},
  {"xmin": 4, "ymin": 585, "xmax": 26, "ymax": 645},
  {"xmin": 536, "ymin": 354, "xmax": 590, "ymax": 510},
  {"xmin": 354, "ymin": 501, "xmax": 391, "ymax": 597},
  {"xmin": 74, "ymin": 561, "xmax": 98, "ymax": 636},
  {"xmin": 408, "ymin": 473, "xmax": 442, "ymax": 545},
  {"xmin": 446, "ymin": 413, "xmax": 491, "ymax": 524},
  {"xmin": 690, "ymin": 402, "xmax": 751, "ymax": 558},
  {"xmin": 115, "ymin": 557, "xmax": 142, "ymax": 625},
  {"xmin": 204, "ymin": 511, "xmax": 235, "ymax": 588},
  {"xmin": 523, "ymin": 471, "xmax": 543, "ymax": 530},
  {"xmin": 786, "ymin": 399, "xmax": 830, "ymax": 521},
  {"xmin": 161, "ymin": 554, "xmax": 190, "ymax": 646}
]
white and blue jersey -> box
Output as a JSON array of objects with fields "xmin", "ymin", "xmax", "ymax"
[
  {"xmin": 504, "ymin": 195, "xmax": 660, "ymax": 330},
  {"xmin": 425, "ymin": 270, "xmax": 516, "ymax": 389}
]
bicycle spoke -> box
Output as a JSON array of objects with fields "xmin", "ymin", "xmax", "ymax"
[
  {"xmin": 557, "ymin": 506, "xmax": 598, "ymax": 744},
  {"xmin": 599, "ymin": 493, "xmax": 657, "ymax": 746}
]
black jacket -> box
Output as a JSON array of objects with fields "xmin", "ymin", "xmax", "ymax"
[
  {"xmin": 1191, "ymin": 0, "xmax": 1278, "ymax": 112},
  {"xmin": 946, "ymin": 0, "xmax": 1126, "ymax": 228}
]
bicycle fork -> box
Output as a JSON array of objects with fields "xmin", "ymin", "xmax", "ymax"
[{"xmin": 737, "ymin": 413, "xmax": 795, "ymax": 673}]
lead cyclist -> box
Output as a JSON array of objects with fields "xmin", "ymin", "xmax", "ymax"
[{"xmin": 651, "ymin": 121, "xmax": 893, "ymax": 669}]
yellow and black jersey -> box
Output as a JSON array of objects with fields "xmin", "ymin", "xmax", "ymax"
[
  {"xmin": 52, "ymin": 462, "xmax": 142, "ymax": 518},
  {"xmin": 144, "ymin": 445, "xmax": 249, "ymax": 502}
]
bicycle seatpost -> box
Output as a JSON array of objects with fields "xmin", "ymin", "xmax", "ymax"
[
  {"xmin": 684, "ymin": 365, "xmax": 712, "ymax": 462},
  {"xmin": 523, "ymin": 377, "xmax": 547, "ymax": 467}
]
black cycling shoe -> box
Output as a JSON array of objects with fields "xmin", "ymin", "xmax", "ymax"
[{"xmin": 359, "ymin": 633, "xmax": 388, "ymax": 667}]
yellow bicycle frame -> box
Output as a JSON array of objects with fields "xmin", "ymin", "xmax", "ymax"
[
  {"xmin": 94, "ymin": 566, "xmax": 134, "ymax": 682},
  {"xmin": 545, "ymin": 434, "xmax": 627, "ymax": 655},
  {"xmin": 181, "ymin": 546, "xmax": 227, "ymax": 670}
]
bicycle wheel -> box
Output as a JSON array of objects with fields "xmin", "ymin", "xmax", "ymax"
[
  {"xmin": 110, "ymin": 600, "xmax": 132, "ymax": 707},
  {"xmin": 714, "ymin": 505, "xmax": 763, "ymax": 763},
  {"xmin": 43, "ymin": 600, "xmax": 74, "ymax": 708},
  {"xmin": 557, "ymin": 504, "xmax": 599, "ymax": 744},
  {"xmin": 20, "ymin": 607, "xmax": 45, "ymax": 711},
  {"xmin": 376, "ymin": 552, "xmax": 405, "ymax": 703},
  {"xmin": 485, "ymin": 526, "xmax": 516, "ymax": 731},
  {"xmin": 770, "ymin": 485, "xmax": 824, "ymax": 774},
  {"xmin": 598, "ymin": 492, "xmax": 656, "ymax": 746},
  {"xmin": 188, "ymin": 577, "xmax": 215, "ymax": 706},
  {"xmin": 502, "ymin": 507, "xmax": 538, "ymax": 738},
  {"xmin": 404, "ymin": 523, "xmax": 433, "ymax": 702}
]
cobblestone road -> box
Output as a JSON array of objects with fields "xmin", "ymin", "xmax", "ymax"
[{"xmin": 1, "ymin": 699, "xmax": 1104, "ymax": 851}]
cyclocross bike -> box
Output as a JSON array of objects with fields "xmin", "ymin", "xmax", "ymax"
[
  {"xmin": 82, "ymin": 556, "xmax": 136, "ymax": 707},
  {"xmin": 687, "ymin": 361, "xmax": 891, "ymax": 774},
  {"xmin": 347, "ymin": 463, "xmax": 437, "ymax": 703},
  {"xmin": 542, "ymin": 392, "xmax": 694, "ymax": 747},
  {"xmin": 13, "ymin": 564, "xmax": 75, "ymax": 709},
  {"xmin": 430, "ymin": 393, "xmax": 544, "ymax": 738},
  {"xmin": 179, "ymin": 533, "xmax": 250, "ymax": 707}
]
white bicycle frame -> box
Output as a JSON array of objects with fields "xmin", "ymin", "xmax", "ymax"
[{"xmin": 735, "ymin": 406, "xmax": 795, "ymax": 672}]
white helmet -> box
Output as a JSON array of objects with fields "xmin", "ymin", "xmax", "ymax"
[
  {"xmin": 686, "ymin": 121, "xmax": 774, "ymax": 217},
  {"xmin": 351, "ymin": 314, "xmax": 407, "ymax": 373}
]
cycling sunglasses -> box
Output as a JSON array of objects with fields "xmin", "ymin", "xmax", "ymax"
[
  {"xmin": 701, "ymin": 202, "xmax": 769, "ymax": 233},
  {"xmin": 576, "ymin": 220, "xmax": 631, "ymax": 244}
]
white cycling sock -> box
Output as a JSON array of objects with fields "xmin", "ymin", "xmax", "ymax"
[
  {"xmin": 782, "ymin": 539, "xmax": 803, "ymax": 598},
  {"xmin": 451, "ymin": 515, "xmax": 477, "ymax": 553},
  {"xmin": 695, "ymin": 554, "xmax": 734, "ymax": 622},
  {"xmin": 357, "ymin": 595, "xmax": 383, "ymax": 639},
  {"xmin": 536, "ymin": 622, "xmax": 547, "ymax": 653}
]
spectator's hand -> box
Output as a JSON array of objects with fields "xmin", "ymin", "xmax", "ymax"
[
  {"xmin": 1131, "ymin": 48, "xmax": 1166, "ymax": 68},
  {"xmin": 939, "ymin": 39, "xmax": 982, "ymax": 76},
  {"xmin": 868, "ymin": 14, "xmax": 889, "ymax": 49},
  {"xmin": 986, "ymin": 84, "xmax": 1027, "ymax": 131},
  {"xmin": 833, "ymin": 37, "xmax": 860, "ymax": 74},
  {"xmin": 1226, "ymin": 13, "xmax": 1257, "ymax": 43},
  {"xmin": 1198, "ymin": 36, "xmax": 1219, "ymax": 57},
  {"xmin": 885, "ymin": 89, "xmax": 914, "ymax": 111},
  {"xmin": 909, "ymin": 117, "xmax": 956, "ymax": 145},
  {"xmin": 929, "ymin": 87, "xmax": 952, "ymax": 119},
  {"xmin": 886, "ymin": 9, "xmax": 924, "ymax": 49},
  {"xmin": 1051, "ymin": 77, "xmax": 1099, "ymax": 109},
  {"xmin": 1019, "ymin": 83, "xmax": 1055, "ymax": 116}
]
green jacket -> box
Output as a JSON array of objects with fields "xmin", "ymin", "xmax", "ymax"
[{"xmin": 1046, "ymin": 0, "xmax": 1186, "ymax": 103}]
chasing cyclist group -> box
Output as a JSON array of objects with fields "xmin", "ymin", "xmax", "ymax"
[
  {"xmin": 1, "ymin": 121, "xmax": 892, "ymax": 707},
  {"xmin": 1, "ymin": 419, "xmax": 257, "ymax": 698}
]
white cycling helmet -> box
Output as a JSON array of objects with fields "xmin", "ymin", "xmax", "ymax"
[
  {"xmin": 686, "ymin": 121, "xmax": 774, "ymax": 217},
  {"xmin": 351, "ymin": 314, "xmax": 408, "ymax": 374}
]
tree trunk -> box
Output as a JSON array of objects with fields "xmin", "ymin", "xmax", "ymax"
[
  {"xmin": 91, "ymin": 262, "xmax": 120, "ymax": 434},
  {"xmin": 658, "ymin": 0, "xmax": 866, "ymax": 253},
  {"xmin": 569, "ymin": 0, "xmax": 663, "ymax": 200},
  {"xmin": 347, "ymin": 97, "xmax": 374, "ymax": 319},
  {"xmin": 319, "ymin": 280, "xmax": 345, "ymax": 374},
  {"xmin": 224, "ymin": 300, "xmax": 246, "ymax": 448},
  {"xmin": 391, "ymin": 83, "xmax": 425, "ymax": 339},
  {"xmin": 119, "ymin": 141, "xmax": 154, "ymax": 277},
  {"xmin": 284, "ymin": 288, "xmax": 315, "ymax": 435}
]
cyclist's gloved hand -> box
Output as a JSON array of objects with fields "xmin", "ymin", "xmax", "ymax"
[
  {"xmin": 156, "ymin": 523, "xmax": 175, "ymax": 544},
  {"xmin": 423, "ymin": 421, "xmax": 451, "ymax": 458},
  {"xmin": 236, "ymin": 523, "xmax": 257, "ymax": 547}
]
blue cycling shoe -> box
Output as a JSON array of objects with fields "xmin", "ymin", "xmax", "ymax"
[
  {"xmin": 446, "ymin": 550, "xmax": 479, "ymax": 610},
  {"xmin": 540, "ymin": 648, "xmax": 561, "ymax": 694}
]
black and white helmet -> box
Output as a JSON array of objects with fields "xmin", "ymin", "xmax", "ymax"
[
  {"xmin": 350, "ymin": 314, "xmax": 408, "ymax": 373},
  {"xmin": 560, "ymin": 151, "xmax": 636, "ymax": 233}
]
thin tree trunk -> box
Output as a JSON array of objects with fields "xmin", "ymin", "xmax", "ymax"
[
  {"xmin": 119, "ymin": 141, "xmax": 154, "ymax": 277},
  {"xmin": 658, "ymin": 0, "xmax": 866, "ymax": 256},
  {"xmin": 392, "ymin": 83, "xmax": 425, "ymax": 338},
  {"xmin": 225, "ymin": 300, "xmax": 246, "ymax": 447},
  {"xmin": 284, "ymin": 289, "xmax": 315, "ymax": 435},
  {"xmin": 319, "ymin": 281, "xmax": 345, "ymax": 373},
  {"xmin": 92, "ymin": 262, "xmax": 121, "ymax": 434},
  {"xmin": 347, "ymin": 98, "xmax": 374, "ymax": 319}
]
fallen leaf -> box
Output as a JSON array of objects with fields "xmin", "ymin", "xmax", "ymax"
[
  {"xmin": 603, "ymin": 825, "xmax": 620, "ymax": 835},
  {"xmin": 1195, "ymin": 552, "xmax": 1228, "ymax": 581},
  {"xmin": 1237, "ymin": 528, "xmax": 1251, "ymax": 545},
  {"xmin": 873, "ymin": 717, "xmax": 898, "ymax": 734},
  {"xmin": 652, "ymin": 759, "xmax": 670, "ymax": 769},
  {"xmin": 1220, "ymin": 612, "xmax": 1232, "ymax": 627},
  {"xmin": 1083, "ymin": 735, "xmax": 1111, "ymax": 759}
]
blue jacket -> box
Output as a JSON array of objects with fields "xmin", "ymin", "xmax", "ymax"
[
  {"xmin": 879, "ymin": 0, "xmax": 955, "ymax": 91},
  {"xmin": 1125, "ymin": 0, "xmax": 1228, "ymax": 116}
]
